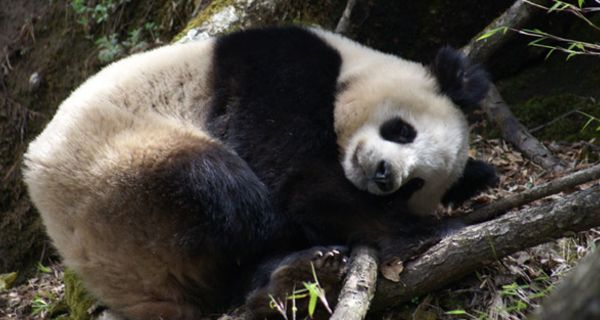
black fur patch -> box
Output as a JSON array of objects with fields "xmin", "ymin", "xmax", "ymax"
[
  {"xmin": 144, "ymin": 143, "xmax": 279, "ymax": 255},
  {"xmin": 208, "ymin": 26, "xmax": 342, "ymax": 195},
  {"xmin": 441, "ymin": 157, "xmax": 499, "ymax": 207},
  {"xmin": 430, "ymin": 47, "xmax": 490, "ymax": 110},
  {"xmin": 380, "ymin": 117, "xmax": 417, "ymax": 144}
]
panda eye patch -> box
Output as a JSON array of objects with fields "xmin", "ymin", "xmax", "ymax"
[{"xmin": 380, "ymin": 117, "xmax": 417, "ymax": 144}]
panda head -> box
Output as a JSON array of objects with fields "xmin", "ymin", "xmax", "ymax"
[{"xmin": 337, "ymin": 46, "xmax": 494, "ymax": 216}]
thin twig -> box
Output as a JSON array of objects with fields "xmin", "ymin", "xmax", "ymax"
[
  {"xmin": 335, "ymin": 0, "xmax": 358, "ymax": 35},
  {"xmin": 522, "ymin": 0, "xmax": 600, "ymax": 31},
  {"xmin": 530, "ymin": 109, "xmax": 580, "ymax": 133},
  {"xmin": 462, "ymin": 0, "xmax": 545, "ymax": 63},
  {"xmin": 463, "ymin": 163, "xmax": 600, "ymax": 224}
]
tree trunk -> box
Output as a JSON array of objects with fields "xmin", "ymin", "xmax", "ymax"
[{"xmin": 532, "ymin": 249, "xmax": 600, "ymax": 320}]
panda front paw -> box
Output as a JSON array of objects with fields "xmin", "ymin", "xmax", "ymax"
[
  {"xmin": 246, "ymin": 246, "xmax": 349, "ymax": 319},
  {"xmin": 310, "ymin": 246, "xmax": 349, "ymax": 272}
]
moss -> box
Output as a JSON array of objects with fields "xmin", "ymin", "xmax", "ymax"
[
  {"xmin": 63, "ymin": 269, "xmax": 97, "ymax": 320},
  {"xmin": 173, "ymin": 0, "xmax": 238, "ymax": 41},
  {"xmin": 513, "ymin": 94, "xmax": 600, "ymax": 142}
]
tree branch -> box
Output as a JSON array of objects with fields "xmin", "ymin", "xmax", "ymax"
[
  {"xmin": 463, "ymin": 163, "xmax": 600, "ymax": 224},
  {"xmin": 462, "ymin": 0, "xmax": 546, "ymax": 63},
  {"xmin": 480, "ymin": 85, "xmax": 565, "ymax": 171},
  {"xmin": 460, "ymin": 0, "xmax": 565, "ymax": 171},
  {"xmin": 335, "ymin": 0, "xmax": 358, "ymax": 35},
  {"xmin": 372, "ymin": 184, "xmax": 600, "ymax": 311},
  {"xmin": 330, "ymin": 246, "xmax": 378, "ymax": 320}
]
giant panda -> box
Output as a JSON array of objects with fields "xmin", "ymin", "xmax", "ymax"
[{"xmin": 23, "ymin": 26, "xmax": 496, "ymax": 319}]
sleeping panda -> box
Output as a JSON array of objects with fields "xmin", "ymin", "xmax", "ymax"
[{"xmin": 23, "ymin": 26, "xmax": 496, "ymax": 319}]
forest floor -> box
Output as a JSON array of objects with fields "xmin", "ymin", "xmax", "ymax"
[{"xmin": 1, "ymin": 132, "xmax": 599, "ymax": 320}]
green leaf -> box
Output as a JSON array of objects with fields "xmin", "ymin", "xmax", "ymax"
[
  {"xmin": 476, "ymin": 27, "xmax": 508, "ymax": 41},
  {"xmin": 304, "ymin": 282, "xmax": 319, "ymax": 317},
  {"xmin": 446, "ymin": 309, "xmax": 468, "ymax": 315},
  {"xmin": 545, "ymin": 47, "xmax": 557, "ymax": 60},
  {"xmin": 579, "ymin": 0, "xmax": 585, "ymax": 8},
  {"xmin": 566, "ymin": 51, "xmax": 579, "ymax": 60},
  {"xmin": 549, "ymin": 1, "xmax": 563, "ymax": 12},
  {"xmin": 582, "ymin": 117, "xmax": 594, "ymax": 131},
  {"xmin": 548, "ymin": 1, "xmax": 570, "ymax": 12},
  {"xmin": 37, "ymin": 262, "xmax": 52, "ymax": 273},
  {"xmin": 523, "ymin": 28, "xmax": 550, "ymax": 36}
]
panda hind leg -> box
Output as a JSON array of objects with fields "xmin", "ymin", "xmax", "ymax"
[{"xmin": 246, "ymin": 246, "xmax": 349, "ymax": 320}]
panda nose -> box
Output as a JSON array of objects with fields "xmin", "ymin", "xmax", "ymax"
[{"xmin": 373, "ymin": 160, "xmax": 393, "ymax": 192}]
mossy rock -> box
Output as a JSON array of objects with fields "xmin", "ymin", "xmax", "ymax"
[
  {"xmin": 173, "ymin": 0, "xmax": 346, "ymax": 41},
  {"xmin": 513, "ymin": 94, "xmax": 600, "ymax": 142}
]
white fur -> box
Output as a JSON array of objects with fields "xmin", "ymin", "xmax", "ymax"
[{"xmin": 312, "ymin": 29, "xmax": 469, "ymax": 216}]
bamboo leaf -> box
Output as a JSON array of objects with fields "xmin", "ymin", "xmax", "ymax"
[
  {"xmin": 304, "ymin": 282, "xmax": 319, "ymax": 317},
  {"xmin": 581, "ymin": 117, "xmax": 594, "ymax": 131},
  {"xmin": 476, "ymin": 27, "xmax": 508, "ymax": 41},
  {"xmin": 545, "ymin": 47, "xmax": 557, "ymax": 60},
  {"xmin": 446, "ymin": 309, "xmax": 468, "ymax": 315},
  {"xmin": 549, "ymin": 1, "xmax": 564, "ymax": 12}
]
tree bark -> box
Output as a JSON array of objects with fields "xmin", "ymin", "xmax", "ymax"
[
  {"xmin": 532, "ymin": 249, "xmax": 600, "ymax": 320},
  {"xmin": 175, "ymin": 0, "xmax": 345, "ymax": 43},
  {"xmin": 330, "ymin": 246, "xmax": 378, "ymax": 320},
  {"xmin": 479, "ymin": 85, "xmax": 565, "ymax": 171},
  {"xmin": 462, "ymin": 0, "xmax": 546, "ymax": 63},
  {"xmin": 371, "ymin": 185, "xmax": 600, "ymax": 311}
]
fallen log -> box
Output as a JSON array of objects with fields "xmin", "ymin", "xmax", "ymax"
[
  {"xmin": 372, "ymin": 184, "xmax": 600, "ymax": 311},
  {"xmin": 463, "ymin": 163, "xmax": 600, "ymax": 224}
]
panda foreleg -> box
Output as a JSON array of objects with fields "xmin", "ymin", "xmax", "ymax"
[
  {"xmin": 245, "ymin": 246, "xmax": 349, "ymax": 320},
  {"xmin": 160, "ymin": 137, "xmax": 280, "ymax": 254}
]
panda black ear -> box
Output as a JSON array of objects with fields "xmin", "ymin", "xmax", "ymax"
[
  {"xmin": 430, "ymin": 47, "xmax": 490, "ymax": 110},
  {"xmin": 441, "ymin": 158, "xmax": 499, "ymax": 208}
]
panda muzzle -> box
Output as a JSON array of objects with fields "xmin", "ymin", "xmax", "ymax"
[{"xmin": 373, "ymin": 160, "xmax": 394, "ymax": 192}]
